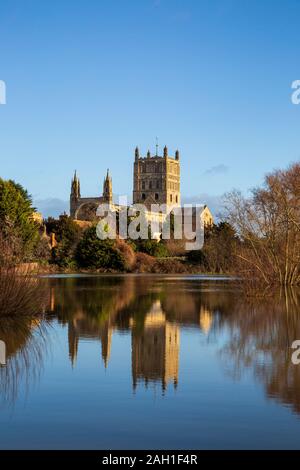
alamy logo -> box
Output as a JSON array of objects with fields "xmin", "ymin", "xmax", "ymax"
[
  {"xmin": 0, "ymin": 80, "xmax": 6, "ymax": 105},
  {"xmin": 0, "ymin": 341, "xmax": 6, "ymax": 365},
  {"xmin": 291, "ymin": 340, "xmax": 300, "ymax": 364},
  {"xmin": 291, "ymin": 80, "xmax": 300, "ymax": 105},
  {"xmin": 96, "ymin": 200, "xmax": 205, "ymax": 251}
]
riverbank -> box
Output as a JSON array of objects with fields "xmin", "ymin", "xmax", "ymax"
[{"xmin": 26, "ymin": 257, "xmax": 231, "ymax": 276}]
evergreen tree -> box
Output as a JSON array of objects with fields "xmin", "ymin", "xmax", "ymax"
[{"xmin": 0, "ymin": 178, "xmax": 39, "ymax": 259}]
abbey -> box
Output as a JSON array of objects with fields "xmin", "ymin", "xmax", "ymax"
[
  {"xmin": 70, "ymin": 145, "xmax": 213, "ymax": 226},
  {"xmin": 70, "ymin": 169, "xmax": 113, "ymax": 220}
]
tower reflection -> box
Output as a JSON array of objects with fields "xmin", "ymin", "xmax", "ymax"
[
  {"xmin": 48, "ymin": 276, "xmax": 216, "ymax": 392},
  {"xmin": 131, "ymin": 300, "xmax": 180, "ymax": 391},
  {"xmin": 4, "ymin": 275, "xmax": 300, "ymax": 418}
]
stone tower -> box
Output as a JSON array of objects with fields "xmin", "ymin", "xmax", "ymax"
[
  {"xmin": 70, "ymin": 170, "xmax": 81, "ymax": 218},
  {"xmin": 103, "ymin": 169, "xmax": 113, "ymax": 204},
  {"xmin": 133, "ymin": 145, "xmax": 180, "ymax": 209}
]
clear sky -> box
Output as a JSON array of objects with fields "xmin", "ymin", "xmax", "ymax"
[{"xmin": 1, "ymin": 0, "xmax": 300, "ymax": 216}]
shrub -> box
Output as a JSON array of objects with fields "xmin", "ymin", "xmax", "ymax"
[
  {"xmin": 0, "ymin": 267, "xmax": 47, "ymax": 317},
  {"xmin": 45, "ymin": 215, "xmax": 82, "ymax": 267},
  {"xmin": 186, "ymin": 249, "xmax": 208, "ymax": 267},
  {"xmin": 152, "ymin": 258, "xmax": 187, "ymax": 273},
  {"xmin": 136, "ymin": 239, "xmax": 169, "ymax": 258},
  {"xmin": 133, "ymin": 252, "xmax": 156, "ymax": 273},
  {"xmin": 163, "ymin": 238, "xmax": 186, "ymax": 257},
  {"xmin": 202, "ymin": 222, "xmax": 237, "ymax": 273},
  {"xmin": 76, "ymin": 226, "xmax": 126, "ymax": 270},
  {"xmin": 116, "ymin": 239, "xmax": 136, "ymax": 270},
  {"xmin": 33, "ymin": 235, "xmax": 51, "ymax": 261},
  {"xmin": 0, "ymin": 235, "xmax": 47, "ymax": 317}
]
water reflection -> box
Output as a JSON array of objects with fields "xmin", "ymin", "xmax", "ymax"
[
  {"xmin": 218, "ymin": 289, "xmax": 300, "ymax": 414},
  {"xmin": 2, "ymin": 275, "xmax": 300, "ymax": 419},
  {"xmin": 0, "ymin": 315, "xmax": 49, "ymax": 406},
  {"xmin": 131, "ymin": 300, "xmax": 180, "ymax": 390},
  {"xmin": 47, "ymin": 276, "xmax": 226, "ymax": 391}
]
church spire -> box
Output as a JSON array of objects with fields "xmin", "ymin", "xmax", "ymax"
[
  {"xmin": 103, "ymin": 169, "xmax": 113, "ymax": 203},
  {"xmin": 71, "ymin": 170, "xmax": 80, "ymax": 198}
]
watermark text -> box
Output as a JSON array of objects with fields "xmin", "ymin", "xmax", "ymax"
[
  {"xmin": 96, "ymin": 198, "xmax": 206, "ymax": 251},
  {"xmin": 0, "ymin": 80, "xmax": 6, "ymax": 105},
  {"xmin": 291, "ymin": 80, "xmax": 300, "ymax": 105}
]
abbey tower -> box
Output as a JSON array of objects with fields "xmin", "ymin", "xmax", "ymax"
[
  {"xmin": 69, "ymin": 145, "xmax": 213, "ymax": 226},
  {"xmin": 133, "ymin": 146, "xmax": 180, "ymax": 209}
]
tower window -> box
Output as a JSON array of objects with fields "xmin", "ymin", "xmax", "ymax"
[
  {"xmin": 176, "ymin": 195, "xmax": 178, "ymax": 203},
  {"xmin": 170, "ymin": 194, "xmax": 173, "ymax": 202},
  {"xmin": 142, "ymin": 193, "xmax": 146, "ymax": 200},
  {"xmin": 155, "ymin": 193, "xmax": 159, "ymax": 200},
  {"xmin": 149, "ymin": 181, "xmax": 152, "ymax": 189},
  {"xmin": 142, "ymin": 181, "xmax": 145, "ymax": 190},
  {"xmin": 156, "ymin": 180, "xmax": 160, "ymax": 189}
]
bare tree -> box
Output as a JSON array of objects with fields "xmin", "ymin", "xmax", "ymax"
[{"xmin": 224, "ymin": 162, "xmax": 300, "ymax": 288}]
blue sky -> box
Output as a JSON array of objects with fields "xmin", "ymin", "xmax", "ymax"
[{"xmin": 1, "ymin": 0, "xmax": 300, "ymax": 216}]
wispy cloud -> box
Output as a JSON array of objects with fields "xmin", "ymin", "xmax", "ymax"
[{"xmin": 203, "ymin": 164, "xmax": 229, "ymax": 176}]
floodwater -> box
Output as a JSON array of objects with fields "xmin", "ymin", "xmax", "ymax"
[{"xmin": 0, "ymin": 274, "xmax": 300, "ymax": 449}]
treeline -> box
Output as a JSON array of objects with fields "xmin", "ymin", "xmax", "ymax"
[
  {"xmin": 1, "ymin": 159, "xmax": 300, "ymax": 293},
  {"xmin": 0, "ymin": 177, "xmax": 237, "ymax": 276},
  {"xmin": 41, "ymin": 214, "xmax": 238, "ymax": 274}
]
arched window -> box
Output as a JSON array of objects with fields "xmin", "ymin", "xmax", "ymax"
[
  {"xmin": 176, "ymin": 195, "xmax": 178, "ymax": 203},
  {"xmin": 170, "ymin": 194, "xmax": 173, "ymax": 202},
  {"xmin": 142, "ymin": 193, "xmax": 146, "ymax": 200},
  {"xmin": 149, "ymin": 181, "xmax": 152, "ymax": 189},
  {"xmin": 156, "ymin": 180, "xmax": 160, "ymax": 189},
  {"xmin": 155, "ymin": 193, "xmax": 159, "ymax": 200},
  {"xmin": 142, "ymin": 181, "xmax": 145, "ymax": 190}
]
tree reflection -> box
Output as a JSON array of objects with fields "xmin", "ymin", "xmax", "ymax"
[
  {"xmin": 218, "ymin": 288, "xmax": 300, "ymax": 414},
  {"xmin": 4, "ymin": 275, "xmax": 300, "ymax": 412},
  {"xmin": 0, "ymin": 316, "xmax": 49, "ymax": 406}
]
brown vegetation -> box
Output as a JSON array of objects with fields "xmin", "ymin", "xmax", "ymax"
[
  {"xmin": 225, "ymin": 162, "xmax": 300, "ymax": 289},
  {"xmin": 133, "ymin": 252, "xmax": 156, "ymax": 273},
  {"xmin": 115, "ymin": 239, "xmax": 136, "ymax": 271},
  {"xmin": 0, "ymin": 235, "xmax": 47, "ymax": 317}
]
